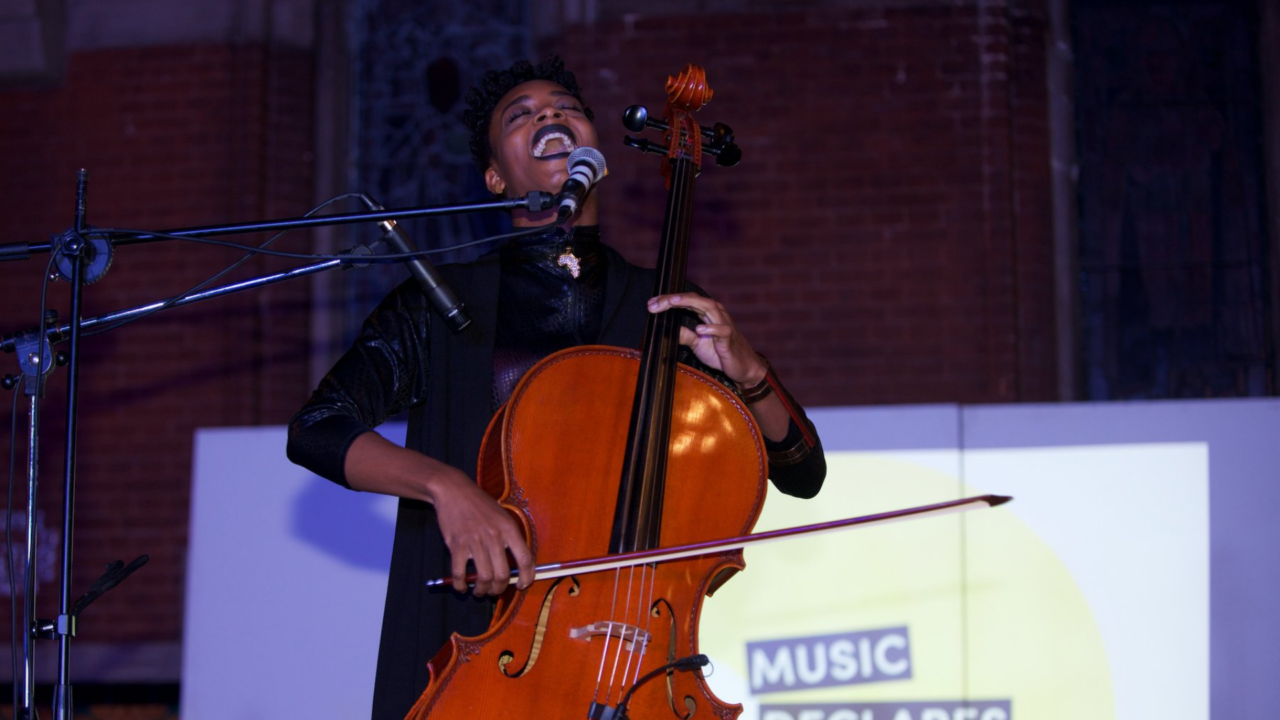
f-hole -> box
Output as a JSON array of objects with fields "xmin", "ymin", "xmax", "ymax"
[
  {"xmin": 651, "ymin": 599, "xmax": 694, "ymax": 719},
  {"xmin": 498, "ymin": 576, "xmax": 579, "ymax": 678}
]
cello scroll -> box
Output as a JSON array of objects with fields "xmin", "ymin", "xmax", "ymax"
[{"xmin": 622, "ymin": 64, "xmax": 742, "ymax": 170}]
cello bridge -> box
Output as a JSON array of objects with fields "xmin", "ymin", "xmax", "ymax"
[{"xmin": 569, "ymin": 621, "xmax": 651, "ymax": 652}]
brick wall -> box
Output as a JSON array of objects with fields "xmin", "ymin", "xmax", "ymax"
[
  {"xmin": 0, "ymin": 43, "xmax": 314, "ymax": 649},
  {"xmin": 550, "ymin": 0, "xmax": 1056, "ymax": 406},
  {"xmin": 0, "ymin": 0, "xmax": 1056, "ymax": 675}
]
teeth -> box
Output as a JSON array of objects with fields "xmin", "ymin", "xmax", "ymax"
[{"xmin": 533, "ymin": 133, "xmax": 576, "ymax": 158}]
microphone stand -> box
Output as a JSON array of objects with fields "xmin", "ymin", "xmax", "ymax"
[
  {"xmin": 0, "ymin": 172, "xmax": 553, "ymax": 720},
  {"xmin": 0, "ymin": 192, "xmax": 551, "ymax": 260}
]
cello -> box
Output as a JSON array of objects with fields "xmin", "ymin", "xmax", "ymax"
[{"xmin": 405, "ymin": 64, "xmax": 768, "ymax": 720}]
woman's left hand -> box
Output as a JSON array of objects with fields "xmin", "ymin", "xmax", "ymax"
[{"xmin": 647, "ymin": 293, "xmax": 767, "ymax": 389}]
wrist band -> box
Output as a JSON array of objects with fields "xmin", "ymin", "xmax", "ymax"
[
  {"xmin": 737, "ymin": 356, "xmax": 774, "ymax": 404},
  {"xmin": 737, "ymin": 355, "xmax": 819, "ymax": 451}
]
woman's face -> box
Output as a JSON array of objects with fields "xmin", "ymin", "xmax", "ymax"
[{"xmin": 485, "ymin": 79, "xmax": 599, "ymax": 215}]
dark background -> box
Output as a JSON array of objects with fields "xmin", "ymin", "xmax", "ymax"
[{"xmin": 0, "ymin": 0, "xmax": 1275, "ymax": 715}]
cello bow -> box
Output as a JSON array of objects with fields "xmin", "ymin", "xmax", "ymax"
[{"xmin": 427, "ymin": 494, "xmax": 1012, "ymax": 589}]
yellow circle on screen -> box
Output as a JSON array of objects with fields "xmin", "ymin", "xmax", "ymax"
[{"xmin": 699, "ymin": 451, "xmax": 1114, "ymax": 720}]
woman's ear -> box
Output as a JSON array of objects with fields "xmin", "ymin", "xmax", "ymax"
[{"xmin": 485, "ymin": 165, "xmax": 506, "ymax": 196}]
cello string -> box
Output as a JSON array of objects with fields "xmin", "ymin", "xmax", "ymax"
[
  {"xmin": 601, "ymin": 119, "xmax": 701, "ymax": 710},
  {"xmin": 603, "ymin": 146, "xmax": 688, "ymax": 708},
  {"xmin": 604, "ymin": 563, "xmax": 641, "ymax": 704},
  {"xmin": 624, "ymin": 558, "xmax": 660, "ymax": 690},
  {"xmin": 633, "ymin": 560, "xmax": 660, "ymax": 687},
  {"xmin": 616, "ymin": 562, "xmax": 646, "ymax": 696},
  {"xmin": 593, "ymin": 566, "xmax": 626, "ymax": 703},
  {"xmin": 601, "ymin": 566, "xmax": 634, "ymax": 703},
  {"xmin": 632, "ymin": 144, "xmax": 695, "ymax": 695},
  {"xmin": 643, "ymin": 150, "xmax": 694, "ymax": 686},
  {"xmin": 619, "ymin": 562, "xmax": 648, "ymax": 700},
  {"xmin": 644, "ymin": 151, "xmax": 694, "ymax": 688},
  {"xmin": 626, "ymin": 148, "xmax": 695, "ymax": 698}
]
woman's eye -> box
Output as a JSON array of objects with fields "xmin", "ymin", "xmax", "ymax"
[{"xmin": 506, "ymin": 108, "xmax": 530, "ymax": 124}]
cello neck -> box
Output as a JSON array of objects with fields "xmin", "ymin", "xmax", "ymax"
[
  {"xmin": 609, "ymin": 153, "xmax": 699, "ymax": 554},
  {"xmin": 609, "ymin": 64, "xmax": 716, "ymax": 555}
]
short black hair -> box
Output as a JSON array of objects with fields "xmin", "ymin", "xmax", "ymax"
[{"xmin": 462, "ymin": 55, "xmax": 595, "ymax": 174}]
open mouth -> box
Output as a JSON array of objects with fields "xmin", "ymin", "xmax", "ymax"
[{"xmin": 531, "ymin": 123, "xmax": 578, "ymax": 159}]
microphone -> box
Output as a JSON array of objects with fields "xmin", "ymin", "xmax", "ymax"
[
  {"xmin": 555, "ymin": 147, "xmax": 607, "ymax": 220},
  {"xmin": 359, "ymin": 194, "xmax": 472, "ymax": 333}
]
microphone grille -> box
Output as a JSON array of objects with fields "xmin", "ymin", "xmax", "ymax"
[{"xmin": 568, "ymin": 147, "xmax": 607, "ymax": 180}]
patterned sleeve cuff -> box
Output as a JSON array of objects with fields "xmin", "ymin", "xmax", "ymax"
[{"xmin": 764, "ymin": 418, "xmax": 815, "ymax": 467}]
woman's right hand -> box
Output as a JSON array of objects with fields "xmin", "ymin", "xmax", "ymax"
[
  {"xmin": 426, "ymin": 464, "xmax": 535, "ymax": 596},
  {"xmin": 343, "ymin": 431, "xmax": 535, "ymax": 596}
]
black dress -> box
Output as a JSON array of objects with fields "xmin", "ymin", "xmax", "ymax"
[{"xmin": 287, "ymin": 226, "xmax": 825, "ymax": 720}]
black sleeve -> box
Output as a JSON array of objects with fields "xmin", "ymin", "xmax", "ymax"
[
  {"xmin": 757, "ymin": 379, "xmax": 825, "ymax": 499},
  {"xmin": 286, "ymin": 283, "xmax": 431, "ymax": 488}
]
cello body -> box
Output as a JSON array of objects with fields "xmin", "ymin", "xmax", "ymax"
[{"xmin": 405, "ymin": 346, "xmax": 767, "ymax": 719}]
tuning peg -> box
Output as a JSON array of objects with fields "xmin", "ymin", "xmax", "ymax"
[
  {"xmin": 623, "ymin": 105, "xmax": 651, "ymax": 132},
  {"xmin": 708, "ymin": 142, "xmax": 741, "ymax": 168},
  {"xmin": 623, "ymin": 136, "xmax": 666, "ymax": 156}
]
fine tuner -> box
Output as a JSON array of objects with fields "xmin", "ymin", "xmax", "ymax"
[{"xmin": 622, "ymin": 104, "xmax": 743, "ymax": 167}]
